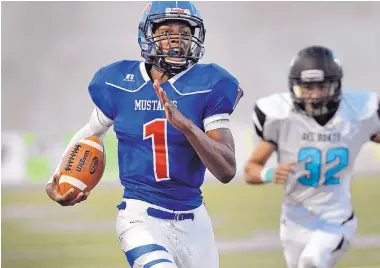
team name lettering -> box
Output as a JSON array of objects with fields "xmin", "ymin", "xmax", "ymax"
[
  {"xmin": 302, "ymin": 132, "xmax": 341, "ymax": 142},
  {"xmin": 134, "ymin": 100, "xmax": 178, "ymax": 110}
]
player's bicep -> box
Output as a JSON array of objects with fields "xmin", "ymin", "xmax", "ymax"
[{"xmin": 206, "ymin": 128, "xmax": 235, "ymax": 153}]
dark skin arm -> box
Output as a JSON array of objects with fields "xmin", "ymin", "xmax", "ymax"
[
  {"xmin": 184, "ymin": 124, "xmax": 236, "ymax": 184},
  {"xmin": 153, "ymin": 80, "xmax": 236, "ymax": 183}
]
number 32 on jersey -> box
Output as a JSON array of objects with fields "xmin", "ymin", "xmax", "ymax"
[{"xmin": 297, "ymin": 147, "xmax": 349, "ymax": 187}]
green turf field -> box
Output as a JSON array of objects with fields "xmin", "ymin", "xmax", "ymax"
[{"xmin": 2, "ymin": 177, "xmax": 380, "ymax": 268}]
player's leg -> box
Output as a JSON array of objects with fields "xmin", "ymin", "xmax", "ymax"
[
  {"xmin": 116, "ymin": 199, "xmax": 178, "ymax": 268},
  {"xmin": 297, "ymin": 231, "xmax": 344, "ymax": 268},
  {"xmin": 175, "ymin": 203, "xmax": 219, "ymax": 268},
  {"xmin": 280, "ymin": 219, "xmax": 312, "ymax": 268},
  {"xmin": 327, "ymin": 216, "xmax": 358, "ymax": 267},
  {"xmin": 297, "ymin": 215, "xmax": 357, "ymax": 268}
]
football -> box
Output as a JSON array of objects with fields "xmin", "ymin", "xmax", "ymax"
[{"xmin": 58, "ymin": 136, "xmax": 105, "ymax": 196}]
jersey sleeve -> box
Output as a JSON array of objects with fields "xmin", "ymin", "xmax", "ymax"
[
  {"xmin": 88, "ymin": 68, "xmax": 114, "ymax": 120},
  {"xmin": 252, "ymin": 98, "xmax": 283, "ymax": 146},
  {"xmin": 203, "ymin": 76, "xmax": 244, "ymax": 123}
]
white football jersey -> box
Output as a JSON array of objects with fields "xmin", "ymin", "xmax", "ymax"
[{"xmin": 253, "ymin": 90, "xmax": 380, "ymax": 224}]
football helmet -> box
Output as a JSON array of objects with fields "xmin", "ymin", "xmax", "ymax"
[
  {"xmin": 138, "ymin": 1, "xmax": 206, "ymax": 76},
  {"xmin": 289, "ymin": 46, "xmax": 343, "ymax": 117}
]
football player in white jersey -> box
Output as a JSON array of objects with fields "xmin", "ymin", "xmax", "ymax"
[{"xmin": 244, "ymin": 45, "xmax": 380, "ymax": 268}]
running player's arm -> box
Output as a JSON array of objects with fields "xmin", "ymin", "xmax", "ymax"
[
  {"xmin": 45, "ymin": 107, "xmax": 113, "ymax": 205},
  {"xmin": 46, "ymin": 107, "xmax": 113, "ymax": 185},
  {"xmin": 244, "ymin": 104, "xmax": 277, "ymax": 184},
  {"xmin": 183, "ymin": 118, "xmax": 237, "ymax": 184},
  {"xmin": 46, "ymin": 67, "xmax": 114, "ymax": 206},
  {"xmin": 181, "ymin": 76, "xmax": 243, "ymax": 184},
  {"xmin": 153, "ymin": 73, "xmax": 243, "ymax": 184}
]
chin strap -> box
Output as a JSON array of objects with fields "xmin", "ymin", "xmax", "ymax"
[{"xmin": 151, "ymin": 56, "xmax": 190, "ymax": 77}]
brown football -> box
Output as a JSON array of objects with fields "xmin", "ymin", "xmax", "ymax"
[{"xmin": 58, "ymin": 136, "xmax": 105, "ymax": 196}]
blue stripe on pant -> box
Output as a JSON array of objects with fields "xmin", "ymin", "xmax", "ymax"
[{"xmin": 125, "ymin": 244, "xmax": 172, "ymax": 267}]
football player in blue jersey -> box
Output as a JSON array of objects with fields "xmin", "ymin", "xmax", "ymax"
[{"xmin": 46, "ymin": 1, "xmax": 243, "ymax": 267}]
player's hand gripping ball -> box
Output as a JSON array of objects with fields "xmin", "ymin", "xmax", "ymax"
[{"xmin": 58, "ymin": 136, "xmax": 105, "ymax": 196}]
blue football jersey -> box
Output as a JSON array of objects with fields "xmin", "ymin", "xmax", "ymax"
[{"xmin": 88, "ymin": 60, "xmax": 243, "ymax": 210}]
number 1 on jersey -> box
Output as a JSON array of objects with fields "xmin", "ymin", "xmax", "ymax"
[{"xmin": 143, "ymin": 119, "xmax": 170, "ymax": 181}]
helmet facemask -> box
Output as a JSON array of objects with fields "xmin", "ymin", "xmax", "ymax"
[
  {"xmin": 139, "ymin": 12, "xmax": 205, "ymax": 76},
  {"xmin": 291, "ymin": 78, "xmax": 341, "ymax": 117}
]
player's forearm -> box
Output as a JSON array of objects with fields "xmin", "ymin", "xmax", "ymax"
[
  {"xmin": 47, "ymin": 124, "xmax": 105, "ymax": 185},
  {"xmin": 244, "ymin": 161, "xmax": 266, "ymax": 185},
  {"xmin": 46, "ymin": 108, "xmax": 113, "ymax": 185},
  {"xmin": 244, "ymin": 140, "xmax": 276, "ymax": 185},
  {"xmin": 183, "ymin": 123, "xmax": 236, "ymax": 184}
]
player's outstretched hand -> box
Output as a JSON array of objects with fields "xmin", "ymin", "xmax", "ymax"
[
  {"xmin": 46, "ymin": 172, "xmax": 90, "ymax": 206},
  {"xmin": 273, "ymin": 162, "xmax": 295, "ymax": 184},
  {"xmin": 153, "ymin": 79, "xmax": 192, "ymax": 132}
]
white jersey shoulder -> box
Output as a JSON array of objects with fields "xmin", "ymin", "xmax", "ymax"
[
  {"xmin": 256, "ymin": 92, "xmax": 293, "ymax": 119},
  {"xmin": 252, "ymin": 92, "xmax": 293, "ymax": 144},
  {"xmin": 340, "ymin": 90, "xmax": 380, "ymax": 138},
  {"xmin": 340, "ymin": 90, "xmax": 378, "ymax": 120}
]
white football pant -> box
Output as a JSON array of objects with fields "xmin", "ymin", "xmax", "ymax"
[
  {"xmin": 280, "ymin": 215, "xmax": 357, "ymax": 268},
  {"xmin": 116, "ymin": 198, "xmax": 219, "ymax": 268}
]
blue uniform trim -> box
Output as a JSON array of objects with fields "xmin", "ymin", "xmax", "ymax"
[
  {"xmin": 147, "ymin": 207, "xmax": 194, "ymax": 221},
  {"xmin": 144, "ymin": 259, "xmax": 173, "ymax": 268},
  {"xmin": 117, "ymin": 201, "xmax": 127, "ymax": 210},
  {"xmin": 125, "ymin": 244, "xmax": 169, "ymax": 267}
]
